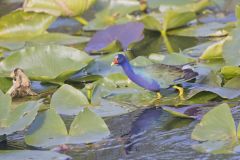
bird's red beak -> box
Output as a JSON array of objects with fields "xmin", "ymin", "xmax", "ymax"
[{"xmin": 111, "ymin": 58, "xmax": 119, "ymax": 66}]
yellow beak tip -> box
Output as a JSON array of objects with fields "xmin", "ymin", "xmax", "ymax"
[{"xmin": 111, "ymin": 62, "xmax": 115, "ymax": 66}]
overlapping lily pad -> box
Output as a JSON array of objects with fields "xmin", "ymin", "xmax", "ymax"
[
  {"xmin": 0, "ymin": 90, "xmax": 41, "ymax": 135},
  {"xmin": 0, "ymin": 45, "xmax": 93, "ymax": 82},
  {"xmin": 83, "ymin": 0, "xmax": 139, "ymax": 31},
  {"xmin": 25, "ymin": 107, "xmax": 110, "ymax": 148},
  {"xmin": 0, "ymin": 10, "xmax": 55, "ymax": 39},
  {"xmin": 23, "ymin": 0, "xmax": 96, "ymax": 16},
  {"xmin": 191, "ymin": 103, "xmax": 240, "ymax": 154}
]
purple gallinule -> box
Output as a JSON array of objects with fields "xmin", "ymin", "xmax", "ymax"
[{"xmin": 111, "ymin": 54, "xmax": 198, "ymax": 100}]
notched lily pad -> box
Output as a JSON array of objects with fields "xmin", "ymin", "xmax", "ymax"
[
  {"xmin": 23, "ymin": 0, "xmax": 96, "ymax": 16},
  {"xmin": 50, "ymin": 84, "xmax": 89, "ymax": 115},
  {"xmin": 0, "ymin": 90, "xmax": 41, "ymax": 135},
  {"xmin": 25, "ymin": 107, "xmax": 110, "ymax": 148},
  {"xmin": 0, "ymin": 10, "xmax": 55, "ymax": 39},
  {"xmin": 0, "ymin": 45, "xmax": 93, "ymax": 82},
  {"xmin": 162, "ymin": 105, "xmax": 204, "ymax": 119},
  {"xmin": 85, "ymin": 22, "xmax": 144, "ymax": 53}
]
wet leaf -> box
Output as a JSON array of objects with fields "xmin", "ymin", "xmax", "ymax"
[
  {"xmin": 221, "ymin": 66, "xmax": 240, "ymax": 80},
  {"xmin": 168, "ymin": 22, "xmax": 228, "ymax": 37},
  {"xmin": 85, "ymin": 22, "xmax": 144, "ymax": 53},
  {"xmin": 223, "ymin": 28, "xmax": 240, "ymax": 66},
  {"xmin": 0, "ymin": 150, "xmax": 71, "ymax": 160},
  {"xmin": 0, "ymin": 77, "xmax": 12, "ymax": 93},
  {"xmin": 162, "ymin": 105, "xmax": 203, "ymax": 119},
  {"xmin": 0, "ymin": 10, "xmax": 55, "ymax": 39},
  {"xmin": 149, "ymin": 53, "xmax": 195, "ymax": 65},
  {"xmin": 200, "ymin": 38, "xmax": 227, "ymax": 60},
  {"xmin": 50, "ymin": 84, "xmax": 89, "ymax": 115},
  {"xmin": 0, "ymin": 90, "xmax": 41, "ymax": 135},
  {"xmin": 193, "ymin": 141, "xmax": 235, "ymax": 154},
  {"xmin": 25, "ymin": 108, "xmax": 110, "ymax": 148},
  {"xmin": 0, "ymin": 45, "xmax": 93, "ymax": 82},
  {"xmin": 191, "ymin": 103, "xmax": 236, "ymax": 141},
  {"xmin": 84, "ymin": 0, "xmax": 139, "ymax": 31},
  {"xmin": 23, "ymin": 0, "xmax": 96, "ymax": 16},
  {"xmin": 148, "ymin": 0, "xmax": 196, "ymax": 8},
  {"xmin": 140, "ymin": 10, "xmax": 195, "ymax": 32},
  {"xmin": 186, "ymin": 83, "xmax": 240, "ymax": 99}
]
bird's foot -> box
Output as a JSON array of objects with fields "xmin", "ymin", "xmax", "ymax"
[
  {"xmin": 173, "ymin": 86, "xmax": 185, "ymax": 101},
  {"xmin": 150, "ymin": 92, "xmax": 162, "ymax": 105},
  {"xmin": 156, "ymin": 92, "xmax": 162, "ymax": 99}
]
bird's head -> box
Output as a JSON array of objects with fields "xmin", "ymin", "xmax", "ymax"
[{"xmin": 111, "ymin": 54, "xmax": 127, "ymax": 66}]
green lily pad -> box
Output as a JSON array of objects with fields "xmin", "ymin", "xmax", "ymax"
[
  {"xmin": 191, "ymin": 103, "xmax": 236, "ymax": 141},
  {"xmin": 221, "ymin": 66, "xmax": 240, "ymax": 80},
  {"xmin": 199, "ymin": 38, "xmax": 227, "ymax": 60},
  {"xmin": 192, "ymin": 141, "xmax": 236, "ymax": 154},
  {"xmin": 50, "ymin": 84, "xmax": 89, "ymax": 115},
  {"xmin": 162, "ymin": 105, "xmax": 200, "ymax": 119},
  {"xmin": 223, "ymin": 28, "xmax": 240, "ymax": 66},
  {"xmin": 149, "ymin": 53, "xmax": 195, "ymax": 65},
  {"xmin": 168, "ymin": 22, "xmax": 228, "ymax": 37},
  {"xmin": 0, "ymin": 33, "xmax": 90, "ymax": 51},
  {"xmin": 29, "ymin": 33, "xmax": 90, "ymax": 45},
  {"xmin": 148, "ymin": 0, "xmax": 196, "ymax": 8},
  {"xmin": 25, "ymin": 107, "xmax": 110, "ymax": 148},
  {"xmin": 0, "ymin": 77, "xmax": 12, "ymax": 93},
  {"xmin": 0, "ymin": 45, "xmax": 93, "ymax": 82},
  {"xmin": 23, "ymin": 0, "xmax": 96, "ymax": 16},
  {"xmin": 140, "ymin": 11, "xmax": 195, "ymax": 32},
  {"xmin": 0, "ymin": 10, "xmax": 55, "ymax": 39},
  {"xmin": 187, "ymin": 83, "xmax": 240, "ymax": 99},
  {"xmin": 0, "ymin": 150, "xmax": 71, "ymax": 160},
  {"xmin": 83, "ymin": 0, "xmax": 139, "ymax": 31},
  {"xmin": 0, "ymin": 90, "xmax": 41, "ymax": 135},
  {"xmin": 50, "ymin": 84, "xmax": 128, "ymax": 117}
]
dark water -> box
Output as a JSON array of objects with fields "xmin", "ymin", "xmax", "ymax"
[{"xmin": 4, "ymin": 107, "xmax": 240, "ymax": 160}]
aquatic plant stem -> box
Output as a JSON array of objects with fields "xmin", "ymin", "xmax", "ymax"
[{"xmin": 161, "ymin": 30, "xmax": 174, "ymax": 54}]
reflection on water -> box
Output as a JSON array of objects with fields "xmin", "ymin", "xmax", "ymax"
[{"xmin": 2, "ymin": 106, "xmax": 240, "ymax": 160}]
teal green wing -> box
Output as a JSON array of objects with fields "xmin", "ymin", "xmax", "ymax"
[{"xmin": 134, "ymin": 64, "xmax": 184, "ymax": 88}]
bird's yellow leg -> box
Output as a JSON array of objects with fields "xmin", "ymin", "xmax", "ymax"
[
  {"xmin": 157, "ymin": 92, "xmax": 162, "ymax": 99},
  {"xmin": 173, "ymin": 85, "xmax": 185, "ymax": 100}
]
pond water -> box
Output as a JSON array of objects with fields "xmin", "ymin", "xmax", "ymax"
[{"xmin": 2, "ymin": 107, "xmax": 240, "ymax": 160}]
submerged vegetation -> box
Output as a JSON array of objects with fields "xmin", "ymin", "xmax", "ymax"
[{"xmin": 1, "ymin": 0, "xmax": 240, "ymax": 159}]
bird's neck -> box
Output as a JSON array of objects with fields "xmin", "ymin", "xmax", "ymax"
[{"xmin": 121, "ymin": 61, "xmax": 137, "ymax": 79}]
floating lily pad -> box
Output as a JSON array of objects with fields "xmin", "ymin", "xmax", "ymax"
[
  {"xmin": 140, "ymin": 10, "xmax": 195, "ymax": 32},
  {"xmin": 0, "ymin": 45, "xmax": 93, "ymax": 82},
  {"xmin": 85, "ymin": 22, "xmax": 144, "ymax": 53},
  {"xmin": 50, "ymin": 84, "xmax": 89, "ymax": 115},
  {"xmin": 84, "ymin": 0, "xmax": 139, "ymax": 31},
  {"xmin": 0, "ymin": 10, "xmax": 55, "ymax": 39},
  {"xmin": 149, "ymin": 53, "xmax": 195, "ymax": 65},
  {"xmin": 168, "ymin": 22, "xmax": 228, "ymax": 37},
  {"xmin": 186, "ymin": 83, "xmax": 240, "ymax": 99},
  {"xmin": 162, "ymin": 105, "xmax": 203, "ymax": 119},
  {"xmin": 191, "ymin": 103, "xmax": 236, "ymax": 141},
  {"xmin": 23, "ymin": 0, "xmax": 96, "ymax": 16},
  {"xmin": 221, "ymin": 66, "xmax": 240, "ymax": 80},
  {"xmin": 0, "ymin": 90, "xmax": 41, "ymax": 135},
  {"xmin": 25, "ymin": 108, "xmax": 110, "ymax": 148},
  {"xmin": 199, "ymin": 38, "xmax": 227, "ymax": 60},
  {"xmin": 223, "ymin": 28, "xmax": 240, "ymax": 66},
  {"xmin": 0, "ymin": 77, "xmax": 12, "ymax": 93},
  {"xmin": 0, "ymin": 150, "xmax": 71, "ymax": 160}
]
